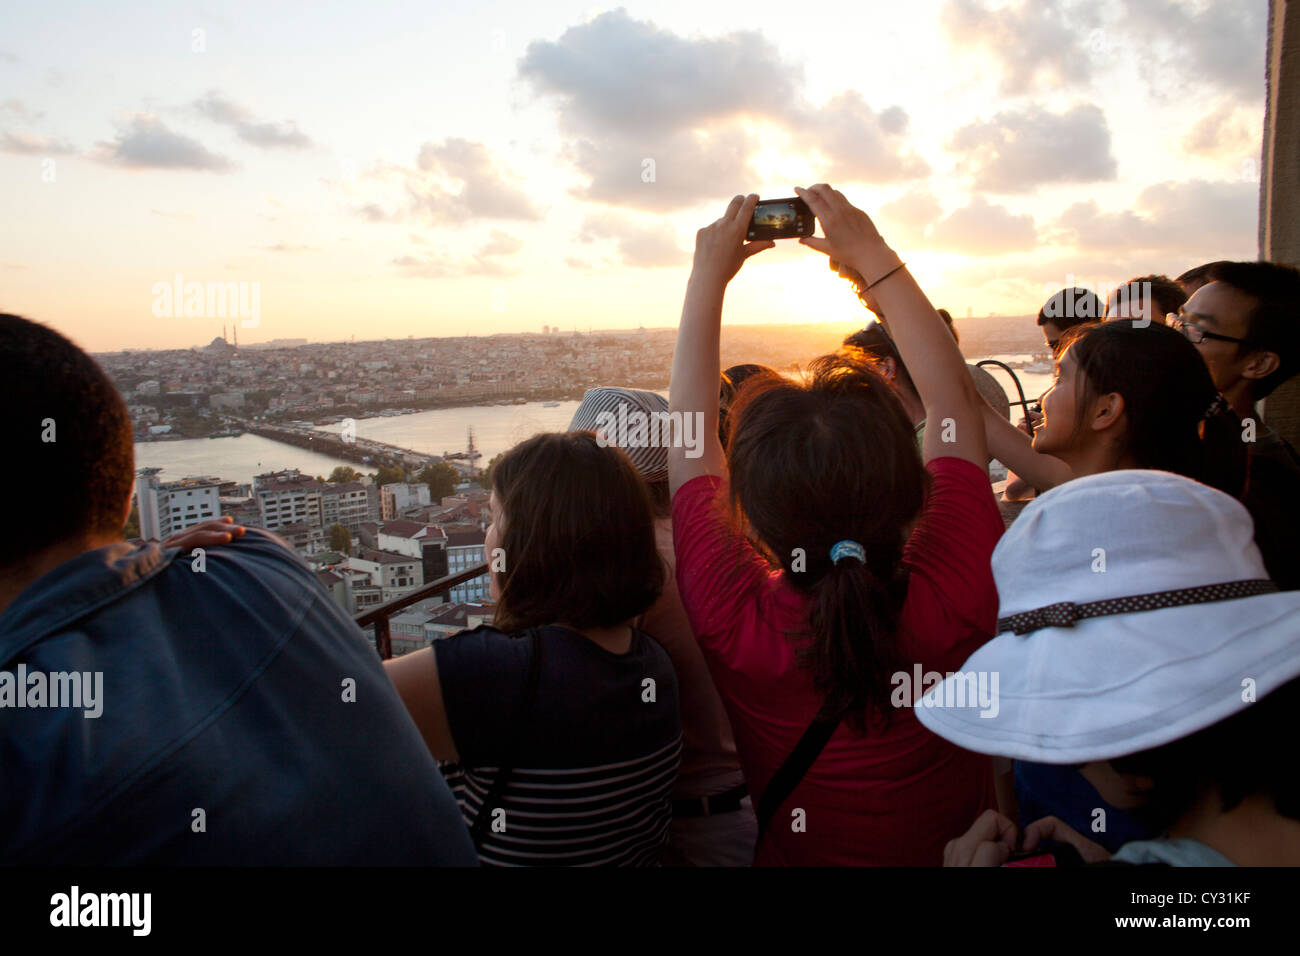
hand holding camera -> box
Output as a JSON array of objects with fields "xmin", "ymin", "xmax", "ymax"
[{"xmin": 793, "ymin": 184, "xmax": 898, "ymax": 282}]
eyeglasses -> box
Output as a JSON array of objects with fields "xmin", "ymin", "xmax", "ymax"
[{"xmin": 1167, "ymin": 314, "xmax": 1251, "ymax": 346}]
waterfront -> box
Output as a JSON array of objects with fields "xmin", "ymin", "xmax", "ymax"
[{"xmin": 134, "ymin": 360, "xmax": 1051, "ymax": 485}]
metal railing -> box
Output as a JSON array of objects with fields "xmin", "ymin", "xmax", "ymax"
[{"xmin": 355, "ymin": 562, "xmax": 490, "ymax": 659}]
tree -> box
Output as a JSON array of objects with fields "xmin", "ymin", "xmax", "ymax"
[
  {"xmin": 328, "ymin": 524, "xmax": 352, "ymax": 553},
  {"xmin": 124, "ymin": 502, "xmax": 140, "ymax": 540},
  {"xmin": 475, "ymin": 453, "xmax": 503, "ymax": 489},
  {"xmin": 374, "ymin": 464, "xmax": 406, "ymax": 488},
  {"xmin": 417, "ymin": 462, "xmax": 459, "ymax": 502},
  {"xmin": 328, "ymin": 465, "xmax": 361, "ymax": 484}
]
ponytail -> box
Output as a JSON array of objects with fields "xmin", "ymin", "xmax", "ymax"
[{"xmin": 804, "ymin": 551, "xmax": 909, "ymax": 732}]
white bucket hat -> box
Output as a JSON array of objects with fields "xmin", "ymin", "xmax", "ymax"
[{"xmin": 914, "ymin": 470, "xmax": 1300, "ymax": 764}]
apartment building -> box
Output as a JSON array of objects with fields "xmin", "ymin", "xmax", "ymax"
[
  {"xmin": 255, "ymin": 470, "xmax": 324, "ymax": 531},
  {"xmin": 380, "ymin": 482, "xmax": 432, "ymax": 520},
  {"xmin": 321, "ymin": 481, "xmax": 372, "ymax": 535},
  {"xmin": 135, "ymin": 471, "xmax": 220, "ymax": 541}
]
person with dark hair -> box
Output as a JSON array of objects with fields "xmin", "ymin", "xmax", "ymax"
[
  {"xmin": 667, "ymin": 189, "xmax": 1003, "ymax": 865},
  {"xmin": 719, "ymin": 363, "xmax": 777, "ymax": 446},
  {"xmin": 980, "ymin": 321, "xmax": 1246, "ymax": 498},
  {"xmin": 1104, "ymin": 274, "xmax": 1186, "ymax": 326},
  {"xmin": 567, "ymin": 387, "xmax": 754, "ymax": 865},
  {"xmin": 1176, "ymin": 259, "xmax": 1234, "ymax": 295},
  {"xmin": 1169, "ymin": 260, "xmax": 1300, "ymax": 589},
  {"xmin": 386, "ymin": 431, "xmax": 682, "ymax": 866},
  {"xmin": 926, "ymin": 471, "xmax": 1300, "ymax": 866},
  {"xmin": 1037, "ymin": 287, "xmax": 1103, "ymax": 353},
  {"xmin": 0, "ymin": 313, "xmax": 476, "ymax": 865},
  {"xmin": 842, "ymin": 319, "xmax": 1009, "ymax": 447}
]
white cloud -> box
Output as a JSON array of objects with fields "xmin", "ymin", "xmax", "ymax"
[
  {"xmin": 941, "ymin": 0, "xmax": 1098, "ymax": 96},
  {"xmin": 1051, "ymin": 179, "xmax": 1257, "ymax": 258},
  {"xmin": 0, "ymin": 129, "xmax": 75, "ymax": 155},
  {"xmin": 579, "ymin": 214, "xmax": 687, "ymax": 268},
  {"xmin": 949, "ymin": 103, "xmax": 1117, "ymax": 192},
  {"xmin": 519, "ymin": 9, "xmax": 926, "ymax": 211},
  {"xmin": 930, "ymin": 196, "xmax": 1039, "ymax": 255},
  {"xmin": 1120, "ymin": 0, "xmax": 1267, "ymax": 102}
]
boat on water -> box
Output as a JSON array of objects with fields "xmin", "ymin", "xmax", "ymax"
[
  {"xmin": 541, "ymin": 401, "xmax": 560, "ymax": 407},
  {"xmin": 207, "ymin": 429, "xmax": 244, "ymax": 439}
]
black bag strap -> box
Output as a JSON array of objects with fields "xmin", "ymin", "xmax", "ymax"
[
  {"xmin": 469, "ymin": 626, "xmax": 544, "ymax": 849},
  {"xmin": 755, "ymin": 700, "xmax": 843, "ymax": 849}
]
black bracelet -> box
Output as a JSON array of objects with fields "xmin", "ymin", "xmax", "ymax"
[{"xmin": 865, "ymin": 261, "xmax": 906, "ymax": 290}]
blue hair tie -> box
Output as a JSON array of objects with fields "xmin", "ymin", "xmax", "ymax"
[{"xmin": 830, "ymin": 540, "xmax": 866, "ymax": 564}]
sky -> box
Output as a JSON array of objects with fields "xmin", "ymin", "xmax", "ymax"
[{"xmin": 0, "ymin": 0, "xmax": 1271, "ymax": 352}]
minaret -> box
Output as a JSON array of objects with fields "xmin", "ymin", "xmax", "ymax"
[{"xmin": 467, "ymin": 426, "xmax": 477, "ymax": 476}]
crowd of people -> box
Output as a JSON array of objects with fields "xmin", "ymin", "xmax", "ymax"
[{"xmin": 3, "ymin": 184, "xmax": 1299, "ymax": 868}]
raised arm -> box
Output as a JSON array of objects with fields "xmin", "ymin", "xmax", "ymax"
[
  {"xmin": 668, "ymin": 194, "xmax": 774, "ymax": 497},
  {"xmin": 797, "ymin": 184, "xmax": 987, "ymax": 469},
  {"xmin": 981, "ymin": 403, "xmax": 1075, "ymax": 491}
]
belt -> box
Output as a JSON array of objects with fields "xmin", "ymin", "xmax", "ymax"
[{"xmin": 671, "ymin": 783, "xmax": 750, "ymax": 819}]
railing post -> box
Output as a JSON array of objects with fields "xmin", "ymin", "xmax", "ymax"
[{"xmin": 375, "ymin": 614, "xmax": 392, "ymax": 661}]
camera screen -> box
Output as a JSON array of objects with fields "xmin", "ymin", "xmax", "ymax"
[{"xmin": 752, "ymin": 202, "xmax": 797, "ymax": 227}]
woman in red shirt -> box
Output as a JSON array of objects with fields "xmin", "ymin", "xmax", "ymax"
[{"xmin": 667, "ymin": 187, "xmax": 1004, "ymax": 865}]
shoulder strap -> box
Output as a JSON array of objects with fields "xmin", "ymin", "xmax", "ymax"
[
  {"xmin": 468, "ymin": 626, "xmax": 545, "ymax": 849},
  {"xmin": 755, "ymin": 701, "xmax": 843, "ymax": 850}
]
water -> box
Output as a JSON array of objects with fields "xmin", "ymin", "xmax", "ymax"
[
  {"xmin": 312, "ymin": 399, "xmax": 600, "ymax": 461},
  {"xmin": 134, "ymin": 433, "xmax": 366, "ymax": 487},
  {"xmin": 135, "ymin": 359, "xmax": 1054, "ymax": 484}
]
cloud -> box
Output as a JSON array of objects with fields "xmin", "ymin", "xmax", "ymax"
[
  {"xmin": 519, "ymin": 9, "xmax": 925, "ymax": 211},
  {"xmin": 409, "ymin": 138, "xmax": 543, "ymax": 223},
  {"xmin": 2, "ymin": 99, "xmax": 43, "ymax": 121},
  {"xmin": 1120, "ymin": 0, "xmax": 1267, "ymax": 102},
  {"xmin": 876, "ymin": 189, "xmax": 943, "ymax": 245},
  {"xmin": 356, "ymin": 202, "xmax": 395, "ymax": 222},
  {"xmin": 1052, "ymin": 179, "xmax": 1257, "ymax": 259},
  {"xmin": 929, "ymin": 196, "xmax": 1038, "ymax": 255},
  {"xmin": 948, "ymin": 103, "xmax": 1117, "ymax": 192},
  {"xmin": 265, "ymin": 242, "xmax": 321, "ymax": 253},
  {"xmin": 0, "ymin": 130, "xmax": 76, "ymax": 155},
  {"xmin": 477, "ymin": 229, "xmax": 524, "ymax": 258},
  {"xmin": 392, "ymin": 229, "xmax": 527, "ymax": 278},
  {"xmin": 1181, "ymin": 100, "xmax": 1258, "ymax": 162},
  {"xmin": 94, "ymin": 114, "xmax": 235, "ymax": 171},
  {"xmin": 793, "ymin": 92, "xmax": 929, "ymax": 182},
  {"xmin": 579, "ymin": 214, "xmax": 687, "ymax": 268},
  {"xmin": 941, "ymin": 0, "xmax": 1097, "ymax": 96},
  {"xmin": 195, "ymin": 91, "xmax": 312, "ymax": 148}
]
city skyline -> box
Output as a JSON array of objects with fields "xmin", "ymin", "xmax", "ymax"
[{"xmin": 1, "ymin": 0, "xmax": 1269, "ymax": 352}]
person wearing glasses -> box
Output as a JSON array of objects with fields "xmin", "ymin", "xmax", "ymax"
[{"xmin": 1167, "ymin": 260, "xmax": 1300, "ymax": 590}]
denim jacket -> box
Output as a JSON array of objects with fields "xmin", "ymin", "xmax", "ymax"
[{"xmin": 0, "ymin": 529, "xmax": 476, "ymax": 865}]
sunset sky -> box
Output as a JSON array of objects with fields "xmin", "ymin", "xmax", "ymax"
[{"xmin": 0, "ymin": 0, "xmax": 1270, "ymax": 352}]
